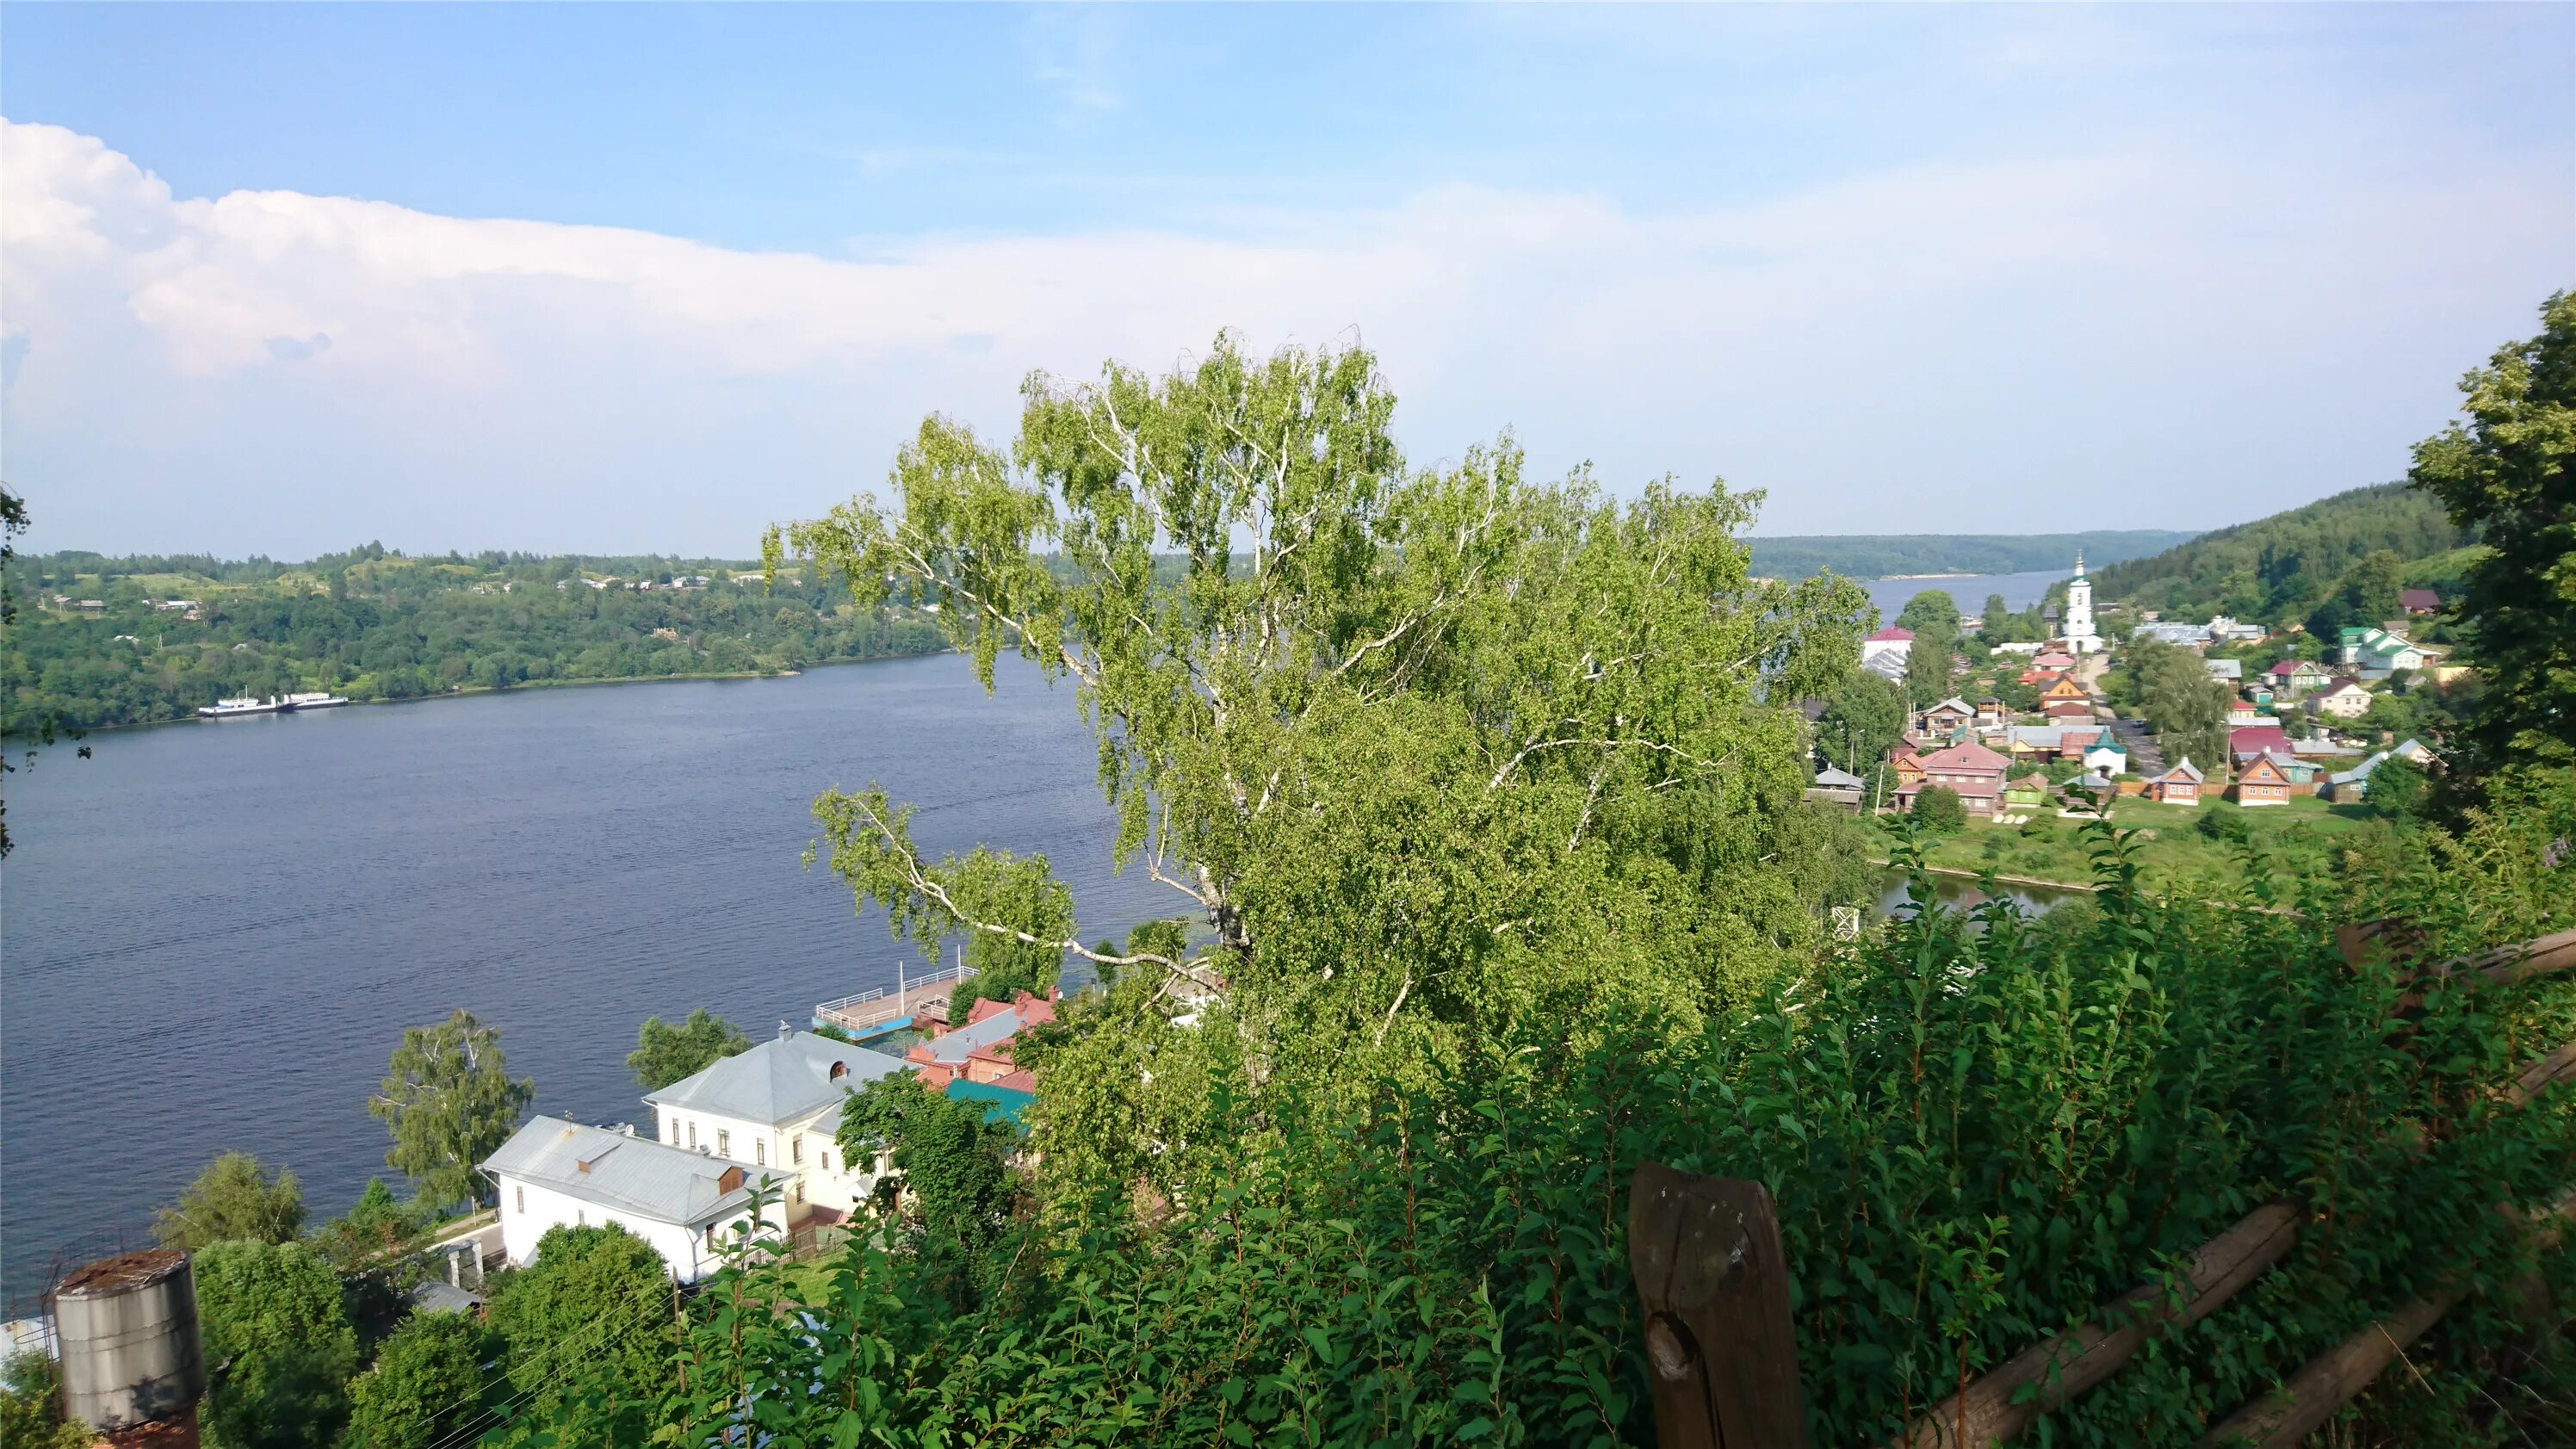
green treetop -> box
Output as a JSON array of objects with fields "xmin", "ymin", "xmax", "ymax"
[
  {"xmin": 773, "ymin": 332, "xmax": 1872, "ymax": 1209},
  {"xmin": 625, "ymin": 1008, "xmax": 751, "ymax": 1091},
  {"xmin": 193, "ymin": 1239, "xmax": 360, "ymax": 1449},
  {"xmin": 368, "ymin": 1009, "xmax": 534, "ymax": 1211},
  {"xmin": 152, "ymin": 1150, "xmax": 305, "ymax": 1248},
  {"xmin": 2410, "ymin": 290, "xmax": 2575, "ymax": 787}
]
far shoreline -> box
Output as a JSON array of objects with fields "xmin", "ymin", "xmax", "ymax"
[{"xmin": 3, "ymin": 647, "xmax": 963, "ymax": 740}]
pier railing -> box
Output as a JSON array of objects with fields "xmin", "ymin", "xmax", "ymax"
[{"xmin": 815, "ymin": 962, "xmax": 978, "ymax": 1035}]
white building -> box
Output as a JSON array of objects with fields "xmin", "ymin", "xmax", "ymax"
[
  {"xmin": 644, "ymin": 1024, "xmax": 909, "ymax": 1229},
  {"xmin": 482, "ymin": 1119, "xmax": 787, "ymax": 1284},
  {"xmin": 2307, "ymin": 679, "xmax": 2375, "ymax": 720},
  {"xmin": 1861, "ymin": 627, "xmax": 1914, "ymax": 679},
  {"xmin": 2061, "ymin": 554, "xmax": 2101, "ymax": 654}
]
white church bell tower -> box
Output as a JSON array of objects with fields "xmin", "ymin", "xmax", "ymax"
[{"xmin": 2063, "ymin": 551, "xmax": 2101, "ymax": 654}]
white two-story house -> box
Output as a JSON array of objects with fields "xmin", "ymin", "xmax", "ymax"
[
  {"xmin": 482, "ymin": 1119, "xmax": 785, "ymax": 1284},
  {"xmin": 644, "ymin": 1024, "xmax": 910, "ymax": 1229}
]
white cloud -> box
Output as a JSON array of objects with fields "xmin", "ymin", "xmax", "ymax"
[{"xmin": 1, "ymin": 118, "xmax": 2565, "ymax": 557}]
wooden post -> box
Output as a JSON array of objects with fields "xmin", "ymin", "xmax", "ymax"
[{"xmin": 1628, "ymin": 1163, "xmax": 1809, "ymax": 1449}]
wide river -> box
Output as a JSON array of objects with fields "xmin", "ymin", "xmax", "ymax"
[{"xmin": 0, "ymin": 653, "xmax": 1173, "ymax": 1304}]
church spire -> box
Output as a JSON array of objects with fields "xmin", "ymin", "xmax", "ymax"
[{"xmin": 2074, "ymin": 549, "xmax": 2086, "ymax": 578}]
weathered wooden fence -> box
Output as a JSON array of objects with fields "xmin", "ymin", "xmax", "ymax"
[{"xmin": 1628, "ymin": 926, "xmax": 2576, "ymax": 1449}]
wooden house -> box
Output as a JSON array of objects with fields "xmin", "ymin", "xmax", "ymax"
[
  {"xmin": 2141, "ymin": 758, "xmax": 2207, "ymax": 806},
  {"xmin": 2232, "ymin": 752, "xmax": 2292, "ymax": 807}
]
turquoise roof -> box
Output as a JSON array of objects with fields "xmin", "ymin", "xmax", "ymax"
[{"xmin": 946, "ymin": 1079, "xmax": 1035, "ymax": 1128}]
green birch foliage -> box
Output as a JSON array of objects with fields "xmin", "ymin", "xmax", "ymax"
[
  {"xmin": 2410, "ymin": 289, "xmax": 2576, "ymax": 783},
  {"xmin": 775, "ymin": 333, "xmax": 1869, "ymax": 1087},
  {"xmin": 368, "ymin": 1008, "xmax": 534, "ymax": 1210}
]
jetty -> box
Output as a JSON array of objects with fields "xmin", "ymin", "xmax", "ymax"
[{"xmin": 814, "ymin": 960, "xmax": 978, "ymax": 1039}]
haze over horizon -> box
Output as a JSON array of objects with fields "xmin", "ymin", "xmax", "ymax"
[{"xmin": 5, "ymin": 4, "xmax": 2568, "ymax": 559}]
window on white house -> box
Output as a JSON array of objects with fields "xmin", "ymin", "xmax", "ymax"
[
  {"xmin": 515, "ymin": 1186, "xmax": 523, "ymax": 1213},
  {"xmin": 577, "ymin": 1210, "xmax": 585, "ymax": 1226},
  {"xmin": 705, "ymin": 1223, "xmax": 718, "ymax": 1252},
  {"xmin": 821, "ymin": 1150, "xmax": 833, "ymax": 1172},
  {"xmin": 717, "ymin": 1130, "xmax": 730, "ymax": 1156},
  {"xmin": 792, "ymin": 1137, "xmax": 802, "ymax": 1166},
  {"xmin": 689, "ymin": 1122, "xmax": 698, "ymax": 1149},
  {"xmin": 755, "ymin": 1140, "xmax": 765, "ymax": 1167}
]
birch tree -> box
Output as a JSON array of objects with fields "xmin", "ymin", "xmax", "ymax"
[
  {"xmin": 777, "ymin": 332, "xmax": 1866, "ymax": 1026},
  {"xmin": 369, "ymin": 1009, "xmax": 533, "ymax": 1210}
]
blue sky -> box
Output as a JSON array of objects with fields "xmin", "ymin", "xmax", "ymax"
[{"xmin": 4, "ymin": 3, "xmax": 2570, "ymax": 558}]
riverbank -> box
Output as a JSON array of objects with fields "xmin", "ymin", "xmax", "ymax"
[{"xmin": 6, "ymin": 647, "xmax": 957, "ymax": 739}]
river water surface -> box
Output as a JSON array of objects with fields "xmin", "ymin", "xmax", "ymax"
[{"xmin": 1, "ymin": 654, "xmax": 1173, "ymax": 1303}]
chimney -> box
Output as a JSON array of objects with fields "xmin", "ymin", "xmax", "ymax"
[{"xmin": 779, "ymin": 1020, "xmax": 794, "ymax": 1041}]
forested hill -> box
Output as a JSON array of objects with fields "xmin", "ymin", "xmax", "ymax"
[
  {"xmin": 2088, "ymin": 481, "xmax": 2480, "ymax": 625},
  {"xmin": 3, "ymin": 545, "xmax": 949, "ymax": 733},
  {"xmin": 1745, "ymin": 529, "xmax": 2195, "ymax": 579}
]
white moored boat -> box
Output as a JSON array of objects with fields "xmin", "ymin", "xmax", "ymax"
[
  {"xmin": 197, "ymin": 697, "xmax": 284, "ymax": 718},
  {"xmin": 283, "ymin": 692, "xmax": 350, "ymax": 709}
]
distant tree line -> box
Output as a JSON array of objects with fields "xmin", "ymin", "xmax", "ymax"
[
  {"xmin": 1745, "ymin": 528, "xmax": 2195, "ymax": 580},
  {"xmin": 2, "ymin": 548, "xmax": 951, "ymax": 733}
]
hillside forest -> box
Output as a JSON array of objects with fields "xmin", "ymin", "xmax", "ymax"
[
  {"xmin": 1744, "ymin": 529, "xmax": 2194, "ymax": 580},
  {"xmin": 2086, "ymin": 480, "xmax": 2480, "ymax": 632},
  {"xmin": 1, "ymin": 547, "xmax": 948, "ymax": 734}
]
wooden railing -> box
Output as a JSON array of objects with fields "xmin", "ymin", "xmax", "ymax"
[{"xmin": 1628, "ymin": 926, "xmax": 2576, "ymax": 1449}]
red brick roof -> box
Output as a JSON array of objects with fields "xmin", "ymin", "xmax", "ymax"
[
  {"xmin": 1917, "ymin": 740, "xmax": 2009, "ymax": 775},
  {"xmin": 1867, "ymin": 626, "xmax": 1915, "ymax": 641},
  {"xmin": 2231, "ymin": 725, "xmax": 2293, "ymax": 759}
]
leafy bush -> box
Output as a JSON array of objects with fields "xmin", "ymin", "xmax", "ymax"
[{"xmin": 1913, "ymin": 784, "xmax": 1967, "ymax": 833}]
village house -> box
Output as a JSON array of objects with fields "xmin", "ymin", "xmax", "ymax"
[
  {"xmin": 2399, "ymin": 589, "xmax": 2441, "ymax": 616},
  {"xmin": 2266, "ymin": 659, "xmax": 2332, "ymax": 697},
  {"xmin": 2259, "ymin": 750, "xmax": 2319, "ymax": 788},
  {"xmin": 2039, "ymin": 676, "xmax": 2088, "ymax": 707},
  {"xmin": 906, "ymin": 991, "xmax": 1056, "ymax": 1095},
  {"xmin": 643, "ymin": 1025, "xmax": 908, "ymax": 1231},
  {"xmin": 1861, "ymin": 627, "xmax": 1914, "ymax": 680},
  {"xmin": 1888, "ymin": 745, "xmax": 1926, "ymax": 794},
  {"xmin": 1973, "ymin": 697, "xmax": 2008, "ymax": 727},
  {"xmin": 1809, "ymin": 765, "xmax": 1867, "ymax": 809},
  {"xmin": 2081, "ymin": 736, "xmax": 2128, "ymax": 777},
  {"xmin": 482, "ymin": 1119, "xmax": 787, "ymax": 1285},
  {"xmin": 2307, "ymin": 678, "xmax": 2375, "ymax": 721},
  {"xmin": 2141, "ymin": 759, "xmax": 2207, "ymax": 805},
  {"xmin": 1894, "ymin": 740, "xmax": 2010, "ymax": 817},
  {"xmin": 2202, "ymin": 658, "xmax": 2243, "ymax": 683},
  {"xmin": 1920, "ymin": 697, "xmax": 1975, "ymax": 735},
  {"xmin": 2043, "ymin": 697, "xmax": 2095, "ymax": 722},
  {"xmin": 2338, "ymin": 626, "xmax": 2427, "ymax": 674},
  {"xmin": 2232, "ymin": 752, "xmax": 2293, "ymax": 806},
  {"xmin": 2002, "ymin": 775, "xmax": 2049, "ymax": 811},
  {"xmin": 2323, "ymin": 740, "xmax": 2436, "ymax": 802},
  {"xmin": 2229, "ymin": 725, "xmax": 2294, "ymax": 770}
]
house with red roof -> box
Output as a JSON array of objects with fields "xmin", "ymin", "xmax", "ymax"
[
  {"xmin": 2230, "ymin": 724, "xmax": 2294, "ymax": 766},
  {"xmin": 1861, "ymin": 626, "xmax": 1914, "ymax": 680},
  {"xmin": 2400, "ymin": 589, "xmax": 2441, "ymax": 616},
  {"xmin": 906, "ymin": 990, "xmax": 1058, "ymax": 1092},
  {"xmin": 1893, "ymin": 740, "xmax": 2010, "ymax": 817}
]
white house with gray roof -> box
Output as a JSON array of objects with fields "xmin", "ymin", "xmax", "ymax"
[
  {"xmin": 643, "ymin": 1024, "xmax": 908, "ymax": 1227},
  {"xmin": 483, "ymin": 1119, "xmax": 786, "ymax": 1284}
]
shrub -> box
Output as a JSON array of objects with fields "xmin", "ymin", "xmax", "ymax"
[{"xmin": 1914, "ymin": 784, "xmax": 1968, "ymax": 833}]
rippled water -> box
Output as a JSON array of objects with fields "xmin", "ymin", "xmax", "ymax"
[
  {"xmin": 1, "ymin": 653, "xmax": 1173, "ymax": 1303},
  {"xmin": 1859, "ymin": 568, "xmax": 2072, "ymax": 622}
]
